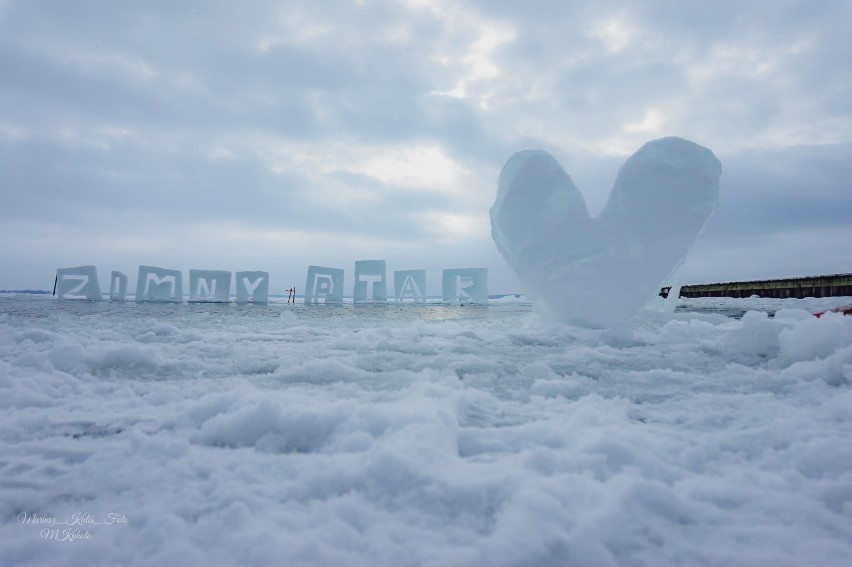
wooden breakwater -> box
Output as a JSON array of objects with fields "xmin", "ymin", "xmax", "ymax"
[{"xmin": 660, "ymin": 273, "xmax": 852, "ymax": 299}]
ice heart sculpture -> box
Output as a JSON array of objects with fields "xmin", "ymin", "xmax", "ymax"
[{"xmin": 491, "ymin": 136, "xmax": 721, "ymax": 327}]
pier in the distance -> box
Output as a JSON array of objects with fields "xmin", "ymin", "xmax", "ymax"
[{"xmin": 661, "ymin": 273, "xmax": 852, "ymax": 299}]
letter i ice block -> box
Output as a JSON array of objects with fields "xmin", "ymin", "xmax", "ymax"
[{"xmin": 110, "ymin": 271, "xmax": 128, "ymax": 301}]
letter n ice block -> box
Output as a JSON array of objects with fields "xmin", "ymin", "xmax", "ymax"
[{"xmin": 189, "ymin": 270, "xmax": 231, "ymax": 303}]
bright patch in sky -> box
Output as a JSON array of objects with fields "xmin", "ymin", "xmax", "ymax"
[
  {"xmin": 588, "ymin": 13, "xmax": 635, "ymax": 52},
  {"xmin": 357, "ymin": 145, "xmax": 469, "ymax": 191}
]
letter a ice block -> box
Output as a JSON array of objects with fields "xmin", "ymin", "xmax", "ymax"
[
  {"xmin": 135, "ymin": 265, "xmax": 183, "ymax": 302},
  {"xmin": 394, "ymin": 270, "xmax": 426, "ymax": 303}
]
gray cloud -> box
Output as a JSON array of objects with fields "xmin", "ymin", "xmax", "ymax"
[{"xmin": 1, "ymin": 0, "xmax": 850, "ymax": 292}]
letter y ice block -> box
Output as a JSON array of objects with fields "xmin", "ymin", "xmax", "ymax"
[{"xmin": 235, "ymin": 271, "xmax": 269, "ymax": 303}]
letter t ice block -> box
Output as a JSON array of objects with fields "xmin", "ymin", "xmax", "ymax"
[{"xmin": 354, "ymin": 260, "xmax": 387, "ymax": 303}]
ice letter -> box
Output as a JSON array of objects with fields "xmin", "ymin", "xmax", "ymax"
[
  {"xmin": 490, "ymin": 137, "xmax": 720, "ymax": 327},
  {"xmin": 304, "ymin": 265, "xmax": 344, "ymax": 304},
  {"xmin": 354, "ymin": 260, "xmax": 387, "ymax": 303},
  {"xmin": 235, "ymin": 271, "xmax": 269, "ymax": 304},
  {"xmin": 110, "ymin": 271, "xmax": 128, "ymax": 301},
  {"xmin": 189, "ymin": 270, "xmax": 231, "ymax": 303},
  {"xmin": 442, "ymin": 268, "xmax": 488, "ymax": 304},
  {"xmin": 394, "ymin": 270, "xmax": 426, "ymax": 303},
  {"xmin": 135, "ymin": 265, "xmax": 183, "ymax": 302},
  {"xmin": 56, "ymin": 265, "xmax": 102, "ymax": 300}
]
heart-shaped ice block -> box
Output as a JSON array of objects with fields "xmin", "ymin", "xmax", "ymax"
[{"xmin": 491, "ymin": 136, "xmax": 721, "ymax": 327}]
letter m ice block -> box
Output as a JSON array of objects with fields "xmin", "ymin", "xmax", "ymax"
[{"xmin": 135, "ymin": 265, "xmax": 183, "ymax": 302}]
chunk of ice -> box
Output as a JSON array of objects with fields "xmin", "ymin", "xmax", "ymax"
[
  {"xmin": 135, "ymin": 265, "xmax": 183, "ymax": 302},
  {"xmin": 56, "ymin": 265, "xmax": 102, "ymax": 300},
  {"xmin": 491, "ymin": 137, "xmax": 720, "ymax": 326},
  {"xmin": 189, "ymin": 270, "xmax": 231, "ymax": 303},
  {"xmin": 305, "ymin": 266, "xmax": 344, "ymax": 304},
  {"xmin": 110, "ymin": 271, "xmax": 128, "ymax": 301},
  {"xmin": 235, "ymin": 271, "xmax": 269, "ymax": 304},
  {"xmin": 394, "ymin": 270, "xmax": 426, "ymax": 303},
  {"xmin": 442, "ymin": 268, "xmax": 488, "ymax": 304},
  {"xmin": 354, "ymin": 260, "xmax": 387, "ymax": 303}
]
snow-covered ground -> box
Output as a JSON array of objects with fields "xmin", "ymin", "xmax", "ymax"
[{"xmin": 1, "ymin": 294, "xmax": 851, "ymax": 566}]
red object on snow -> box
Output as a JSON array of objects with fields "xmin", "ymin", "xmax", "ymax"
[{"xmin": 814, "ymin": 305, "xmax": 852, "ymax": 318}]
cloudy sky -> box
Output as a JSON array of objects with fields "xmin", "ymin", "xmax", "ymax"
[{"xmin": 1, "ymin": 0, "xmax": 850, "ymax": 294}]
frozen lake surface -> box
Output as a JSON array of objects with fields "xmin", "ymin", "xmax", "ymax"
[{"xmin": 2, "ymin": 294, "xmax": 852, "ymax": 566}]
